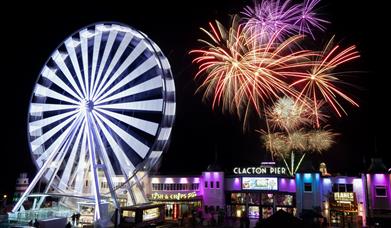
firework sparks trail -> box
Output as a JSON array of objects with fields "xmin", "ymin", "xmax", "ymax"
[
  {"xmin": 190, "ymin": 16, "xmax": 316, "ymax": 120},
  {"xmin": 290, "ymin": 36, "xmax": 360, "ymax": 127},
  {"xmin": 266, "ymin": 96, "xmax": 310, "ymax": 131},
  {"xmin": 262, "ymin": 128, "xmax": 335, "ymax": 158},
  {"xmin": 306, "ymin": 129, "xmax": 336, "ymax": 152},
  {"xmin": 242, "ymin": 0, "xmax": 328, "ymax": 42}
]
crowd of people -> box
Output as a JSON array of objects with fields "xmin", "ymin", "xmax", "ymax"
[{"xmin": 178, "ymin": 207, "xmax": 230, "ymax": 227}]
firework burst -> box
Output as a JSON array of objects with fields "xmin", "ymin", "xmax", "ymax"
[
  {"xmin": 288, "ymin": 130, "xmax": 308, "ymax": 150},
  {"xmin": 266, "ymin": 96, "xmax": 310, "ymax": 131},
  {"xmin": 262, "ymin": 132, "xmax": 290, "ymax": 157},
  {"xmin": 262, "ymin": 128, "xmax": 335, "ymax": 155},
  {"xmin": 190, "ymin": 16, "xmax": 315, "ymax": 120},
  {"xmin": 242, "ymin": 0, "xmax": 328, "ymax": 42},
  {"xmin": 306, "ymin": 129, "xmax": 336, "ymax": 152},
  {"xmin": 290, "ymin": 36, "xmax": 360, "ymax": 127}
]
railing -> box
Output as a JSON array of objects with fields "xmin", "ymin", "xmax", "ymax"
[{"xmin": 8, "ymin": 206, "xmax": 74, "ymax": 223}]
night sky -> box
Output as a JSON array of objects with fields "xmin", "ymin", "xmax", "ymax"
[{"xmin": 1, "ymin": 1, "xmax": 389, "ymax": 196}]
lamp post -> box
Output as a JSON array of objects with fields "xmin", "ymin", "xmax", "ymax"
[{"xmin": 1, "ymin": 194, "xmax": 6, "ymax": 208}]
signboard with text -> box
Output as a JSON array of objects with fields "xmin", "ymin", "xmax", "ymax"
[
  {"xmin": 242, "ymin": 177, "xmax": 278, "ymax": 190},
  {"xmin": 233, "ymin": 166, "xmax": 287, "ymax": 176},
  {"xmin": 330, "ymin": 192, "xmax": 357, "ymax": 211},
  {"xmin": 150, "ymin": 192, "xmax": 198, "ymax": 201}
]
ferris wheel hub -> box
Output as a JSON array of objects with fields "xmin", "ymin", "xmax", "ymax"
[{"xmin": 80, "ymin": 99, "xmax": 94, "ymax": 112}]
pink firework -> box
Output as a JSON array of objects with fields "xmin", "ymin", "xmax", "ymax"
[{"xmin": 242, "ymin": 0, "xmax": 328, "ymax": 42}]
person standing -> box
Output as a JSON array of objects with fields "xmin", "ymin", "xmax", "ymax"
[
  {"xmin": 71, "ymin": 213, "xmax": 76, "ymax": 226},
  {"xmin": 33, "ymin": 219, "xmax": 40, "ymax": 228},
  {"xmin": 75, "ymin": 213, "xmax": 80, "ymax": 225}
]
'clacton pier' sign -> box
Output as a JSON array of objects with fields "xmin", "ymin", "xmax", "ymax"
[{"xmin": 233, "ymin": 166, "xmax": 287, "ymax": 176}]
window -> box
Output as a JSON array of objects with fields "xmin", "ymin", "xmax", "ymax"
[
  {"xmin": 192, "ymin": 183, "xmax": 199, "ymax": 190},
  {"xmin": 375, "ymin": 186, "xmax": 387, "ymax": 197},
  {"xmin": 210, "ymin": 181, "xmax": 214, "ymax": 188},
  {"xmin": 304, "ymin": 183, "xmax": 312, "ymax": 192},
  {"xmin": 338, "ymin": 184, "xmax": 346, "ymax": 192},
  {"xmin": 332, "ymin": 183, "xmax": 353, "ymax": 193},
  {"xmin": 205, "ymin": 181, "xmax": 208, "ymax": 188},
  {"xmin": 216, "ymin": 181, "xmax": 220, "ymax": 189},
  {"xmin": 152, "ymin": 184, "xmax": 159, "ymax": 191},
  {"xmin": 346, "ymin": 184, "xmax": 353, "ymax": 192},
  {"xmin": 332, "ymin": 184, "xmax": 338, "ymax": 192}
]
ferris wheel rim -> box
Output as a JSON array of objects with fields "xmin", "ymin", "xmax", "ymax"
[{"xmin": 27, "ymin": 21, "xmax": 175, "ymax": 189}]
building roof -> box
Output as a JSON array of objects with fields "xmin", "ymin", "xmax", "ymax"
[
  {"xmin": 206, "ymin": 163, "xmax": 222, "ymax": 171},
  {"xmin": 296, "ymin": 159, "xmax": 318, "ymax": 173},
  {"xmin": 367, "ymin": 158, "xmax": 388, "ymax": 173}
]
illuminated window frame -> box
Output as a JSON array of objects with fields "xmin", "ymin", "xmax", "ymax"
[
  {"xmin": 375, "ymin": 186, "xmax": 387, "ymax": 197},
  {"xmin": 304, "ymin": 183, "xmax": 312, "ymax": 193}
]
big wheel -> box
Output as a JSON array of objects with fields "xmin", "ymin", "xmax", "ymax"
[{"xmin": 14, "ymin": 22, "xmax": 175, "ymax": 219}]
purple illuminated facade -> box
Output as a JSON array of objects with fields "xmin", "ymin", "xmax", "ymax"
[{"xmin": 145, "ymin": 159, "xmax": 391, "ymax": 226}]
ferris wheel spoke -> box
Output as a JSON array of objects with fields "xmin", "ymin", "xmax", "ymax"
[
  {"xmin": 93, "ymin": 41, "xmax": 148, "ymax": 101},
  {"xmin": 58, "ymin": 121, "xmax": 86, "ymax": 191},
  {"xmin": 91, "ymin": 28, "xmax": 118, "ymax": 99},
  {"xmin": 89, "ymin": 28, "xmax": 102, "ymax": 100},
  {"xmin": 88, "ymin": 112, "xmax": 117, "ymax": 178},
  {"xmin": 80, "ymin": 29, "xmax": 95, "ymax": 100},
  {"xmin": 36, "ymin": 114, "xmax": 83, "ymax": 167},
  {"xmin": 29, "ymin": 110, "xmax": 79, "ymax": 134},
  {"xmin": 92, "ymin": 32, "xmax": 134, "ymax": 101},
  {"xmin": 34, "ymin": 84, "xmax": 80, "ymax": 105},
  {"xmin": 44, "ymin": 116, "xmax": 83, "ymax": 185},
  {"xmin": 95, "ymin": 108, "xmax": 158, "ymax": 136},
  {"xmin": 96, "ymin": 76, "xmax": 162, "ymax": 105},
  {"xmin": 30, "ymin": 103, "xmax": 77, "ymax": 115},
  {"xmin": 65, "ymin": 38, "xmax": 88, "ymax": 98},
  {"xmin": 93, "ymin": 110, "xmax": 149, "ymax": 158},
  {"xmin": 96, "ymin": 99, "xmax": 163, "ymax": 112},
  {"xmin": 41, "ymin": 66, "xmax": 82, "ymax": 101},
  {"xmin": 93, "ymin": 113, "xmax": 135, "ymax": 176},
  {"xmin": 52, "ymin": 51, "xmax": 85, "ymax": 99},
  {"xmin": 95, "ymin": 55, "xmax": 160, "ymax": 103},
  {"xmin": 74, "ymin": 128, "xmax": 88, "ymax": 193},
  {"xmin": 31, "ymin": 112, "xmax": 79, "ymax": 152}
]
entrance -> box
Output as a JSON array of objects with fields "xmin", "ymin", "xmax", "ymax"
[
  {"xmin": 163, "ymin": 201, "xmax": 201, "ymax": 220},
  {"xmin": 330, "ymin": 211, "xmax": 359, "ymax": 227},
  {"xmin": 227, "ymin": 192, "xmax": 295, "ymax": 219}
]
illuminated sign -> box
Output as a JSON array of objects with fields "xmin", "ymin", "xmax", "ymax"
[
  {"xmin": 334, "ymin": 192, "xmax": 354, "ymax": 203},
  {"xmin": 242, "ymin": 177, "xmax": 278, "ymax": 190},
  {"xmin": 233, "ymin": 166, "xmax": 287, "ymax": 175},
  {"xmin": 151, "ymin": 192, "xmax": 197, "ymax": 200},
  {"xmin": 143, "ymin": 207, "xmax": 160, "ymax": 221}
]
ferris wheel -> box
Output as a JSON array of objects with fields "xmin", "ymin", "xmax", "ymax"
[{"xmin": 12, "ymin": 22, "xmax": 176, "ymax": 220}]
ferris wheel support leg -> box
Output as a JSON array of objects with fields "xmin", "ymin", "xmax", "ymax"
[
  {"xmin": 36, "ymin": 134, "xmax": 75, "ymax": 209},
  {"xmin": 89, "ymin": 116, "xmax": 120, "ymax": 209},
  {"xmin": 12, "ymin": 142, "xmax": 64, "ymax": 212},
  {"xmin": 86, "ymin": 113, "xmax": 103, "ymax": 221},
  {"xmin": 12, "ymin": 115, "xmax": 82, "ymax": 213},
  {"xmin": 120, "ymin": 170, "xmax": 137, "ymax": 205},
  {"xmin": 134, "ymin": 174, "xmax": 148, "ymax": 204},
  {"xmin": 32, "ymin": 198, "xmax": 37, "ymax": 210},
  {"xmin": 127, "ymin": 182, "xmax": 137, "ymax": 205}
]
